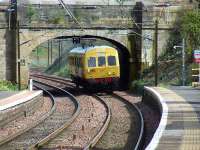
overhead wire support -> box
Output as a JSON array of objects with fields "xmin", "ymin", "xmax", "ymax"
[
  {"xmin": 154, "ymin": 19, "xmax": 158, "ymax": 86},
  {"xmin": 57, "ymin": 0, "xmax": 84, "ymax": 30}
]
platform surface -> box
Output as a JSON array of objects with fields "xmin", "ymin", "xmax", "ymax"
[
  {"xmin": 0, "ymin": 90, "xmax": 42, "ymax": 111},
  {"xmin": 154, "ymin": 86, "xmax": 200, "ymax": 150},
  {"xmin": 0, "ymin": 91, "xmax": 18, "ymax": 100}
]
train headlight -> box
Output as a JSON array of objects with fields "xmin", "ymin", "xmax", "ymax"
[
  {"xmin": 108, "ymin": 72, "xmax": 111, "ymax": 75},
  {"xmin": 88, "ymin": 69, "xmax": 90, "ymax": 73}
]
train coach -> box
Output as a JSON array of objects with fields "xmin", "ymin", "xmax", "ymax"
[{"xmin": 68, "ymin": 45, "xmax": 120, "ymax": 90}]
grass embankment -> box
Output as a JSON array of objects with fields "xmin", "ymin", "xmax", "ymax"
[
  {"xmin": 45, "ymin": 51, "xmax": 71, "ymax": 78},
  {"xmin": 0, "ymin": 80, "xmax": 17, "ymax": 91}
]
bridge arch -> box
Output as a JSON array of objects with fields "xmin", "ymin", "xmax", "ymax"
[{"xmin": 20, "ymin": 29, "xmax": 134, "ymax": 87}]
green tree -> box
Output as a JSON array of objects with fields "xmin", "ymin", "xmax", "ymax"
[
  {"xmin": 48, "ymin": 9, "xmax": 65, "ymax": 24},
  {"xmin": 180, "ymin": 10, "xmax": 200, "ymax": 53},
  {"xmin": 27, "ymin": 5, "xmax": 38, "ymax": 23}
]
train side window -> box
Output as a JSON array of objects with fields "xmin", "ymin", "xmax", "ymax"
[
  {"xmin": 108, "ymin": 56, "xmax": 116, "ymax": 66},
  {"xmin": 80, "ymin": 58, "xmax": 83, "ymax": 67},
  {"xmin": 71, "ymin": 58, "xmax": 73, "ymax": 65},
  {"xmin": 78, "ymin": 57, "xmax": 80, "ymax": 67},
  {"xmin": 88, "ymin": 57, "xmax": 96, "ymax": 67},
  {"xmin": 69, "ymin": 57, "xmax": 71, "ymax": 65},
  {"xmin": 98, "ymin": 56, "xmax": 106, "ymax": 67},
  {"xmin": 76, "ymin": 57, "xmax": 78, "ymax": 66}
]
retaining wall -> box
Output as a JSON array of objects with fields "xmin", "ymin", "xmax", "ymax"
[
  {"xmin": 142, "ymin": 87, "xmax": 168, "ymax": 150},
  {"xmin": 0, "ymin": 91, "xmax": 43, "ymax": 127}
]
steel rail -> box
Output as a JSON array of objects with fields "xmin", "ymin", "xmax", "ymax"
[
  {"xmin": 112, "ymin": 93, "xmax": 144, "ymax": 150},
  {"xmin": 0, "ymin": 84, "xmax": 56, "ymax": 146},
  {"xmin": 32, "ymin": 77, "xmax": 111, "ymax": 150},
  {"xmin": 83, "ymin": 94, "xmax": 111, "ymax": 150},
  {"xmin": 30, "ymin": 74, "xmax": 74, "ymax": 88},
  {"xmin": 30, "ymin": 80, "xmax": 81, "ymax": 149},
  {"xmin": 30, "ymin": 73, "xmax": 72, "ymax": 82}
]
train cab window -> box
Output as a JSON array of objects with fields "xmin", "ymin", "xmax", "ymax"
[
  {"xmin": 98, "ymin": 56, "xmax": 106, "ymax": 67},
  {"xmin": 108, "ymin": 56, "xmax": 116, "ymax": 66},
  {"xmin": 88, "ymin": 57, "xmax": 96, "ymax": 67}
]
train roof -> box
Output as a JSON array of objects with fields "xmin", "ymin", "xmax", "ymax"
[{"xmin": 69, "ymin": 46, "xmax": 116, "ymax": 54}]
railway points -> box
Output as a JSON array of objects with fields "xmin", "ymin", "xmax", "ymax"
[
  {"xmin": 28, "ymin": 74, "xmax": 162, "ymax": 149},
  {"xmin": 6, "ymin": 73, "xmax": 200, "ymax": 150},
  {"xmin": 31, "ymin": 75, "xmax": 110, "ymax": 149}
]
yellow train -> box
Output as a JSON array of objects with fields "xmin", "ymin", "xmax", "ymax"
[{"xmin": 68, "ymin": 46, "xmax": 120, "ymax": 90}]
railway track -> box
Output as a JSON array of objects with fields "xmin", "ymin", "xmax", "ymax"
[
  {"xmin": 0, "ymin": 80, "xmax": 80, "ymax": 150},
  {"xmin": 29, "ymin": 74, "xmax": 111, "ymax": 149},
  {"xmin": 0, "ymin": 85, "xmax": 55, "ymax": 147},
  {"xmin": 38, "ymin": 94, "xmax": 111, "ymax": 150},
  {"xmin": 93, "ymin": 93, "xmax": 144, "ymax": 150},
  {"xmin": 29, "ymin": 73, "xmax": 144, "ymax": 149},
  {"xmin": 30, "ymin": 73, "xmax": 75, "ymax": 88}
]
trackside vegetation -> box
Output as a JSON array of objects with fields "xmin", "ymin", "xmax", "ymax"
[
  {"xmin": 132, "ymin": 9, "xmax": 200, "ymax": 93},
  {"xmin": 0, "ymin": 80, "xmax": 17, "ymax": 91}
]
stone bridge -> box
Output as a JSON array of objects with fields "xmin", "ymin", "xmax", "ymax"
[
  {"xmin": 0, "ymin": 1, "xmax": 194, "ymax": 87},
  {"xmin": 19, "ymin": 27, "xmax": 139, "ymax": 86}
]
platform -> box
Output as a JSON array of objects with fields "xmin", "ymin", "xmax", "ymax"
[
  {"xmin": 0, "ymin": 91, "xmax": 18, "ymax": 100},
  {"xmin": 0, "ymin": 90, "xmax": 42, "ymax": 111},
  {"xmin": 146, "ymin": 86, "xmax": 200, "ymax": 150},
  {"xmin": 0, "ymin": 90, "xmax": 43, "ymax": 127}
]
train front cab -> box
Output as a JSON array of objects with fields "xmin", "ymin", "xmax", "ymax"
[{"xmin": 83, "ymin": 48, "xmax": 120, "ymax": 90}]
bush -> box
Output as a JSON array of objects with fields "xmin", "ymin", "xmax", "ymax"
[
  {"xmin": 27, "ymin": 5, "xmax": 39, "ymax": 23},
  {"xmin": 54, "ymin": 66, "xmax": 70, "ymax": 77},
  {"xmin": 47, "ymin": 9, "xmax": 65, "ymax": 25},
  {"xmin": 131, "ymin": 79, "xmax": 151, "ymax": 94},
  {"xmin": 0, "ymin": 80, "xmax": 17, "ymax": 91}
]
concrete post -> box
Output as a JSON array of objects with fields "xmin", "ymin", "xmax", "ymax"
[{"xmin": 29, "ymin": 79, "xmax": 33, "ymax": 91}]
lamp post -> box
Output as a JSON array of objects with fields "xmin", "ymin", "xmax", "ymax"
[
  {"xmin": 154, "ymin": 19, "xmax": 158, "ymax": 86},
  {"xmin": 7, "ymin": 8, "xmax": 15, "ymax": 30},
  {"xmin": 173, "ymin": 38, "xmax": 185, "ymax": 86}
]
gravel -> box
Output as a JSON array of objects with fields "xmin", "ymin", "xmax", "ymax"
[
  {"xmin": 0, "ymin": 94, "xmax": 75, "ymax": 150},
  {"xmin": 42, "ymin": 95, "xmax": 107, "ymax": 149},
  {"xmin": 114, "ymin": 91, "xmax": 161, "ymax": 149},
  {"xmin": 93, "ymin": 94, "xmax": 140, "ymax": 150},
  {"xmin": 0, "ymin": 96, "xmax": 52, "ymax": 143}
]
